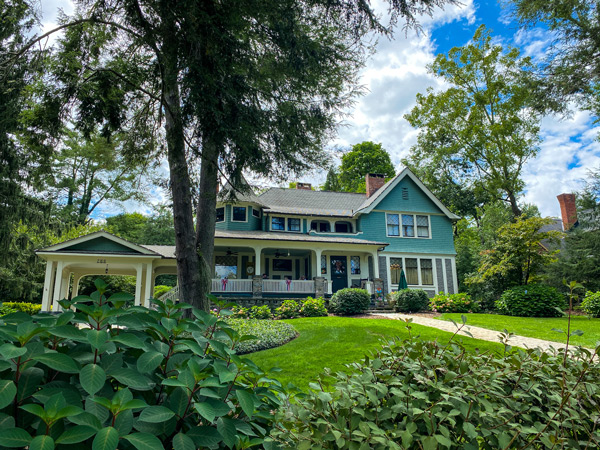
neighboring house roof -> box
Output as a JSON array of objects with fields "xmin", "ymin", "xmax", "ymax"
[
  {"xmin": 215, "ymin": 229, "xmax": 387, "ymax": 246},
  {"xmin": 258, "ymin": 188, "xmax": 365, "ymax": 217},
  {"xmin": 257, "ymin": 167, "xmax": 460, "ymax": 220},
  {"xmin": 539, "ymin": 218, "xmax": 564, "ymax": 251},
  {"xmin": 354, "ymin": 168, "xmax": 461, "ymax": 220}
]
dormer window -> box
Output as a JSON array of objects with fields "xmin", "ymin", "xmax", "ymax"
[
  {"xmin": 252, "ymin": 207, "xmax": 261, "ymax": 218},
  {"xmin": 311, "ymin": 220, "xmax": 330, "ymax": 233},
  {"xmin": 288, "ymin": 218, "xmax": 301, "ymax": 231},
  {"xmin": 387, "ymin": 213, "xmax": 430, "ymax": 238},
  {"xmin": 232, "ymin": 206, "xmax": 247, "ymax": 222},
  {"xmin": 216, "ymin": 207, "xmax": 225, "ymax": 222},
  {"xmin": 272, "ymin": 217, "xmax": 285, "ymax": 231},
  {"xmin": 335, "ymin": 221, "xmax": 352, "ymax": 233}
]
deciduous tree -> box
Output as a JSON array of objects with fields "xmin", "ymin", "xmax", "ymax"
[{"xmin": 339, "ymin": 141, "xmax": 395, "ymax": 192}]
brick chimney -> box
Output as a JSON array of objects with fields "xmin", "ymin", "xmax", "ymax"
[
  {"xmin": 366, "ymin": 173, "xmax": 385, "ymax": 198},
  {"xmin": 557, "ymin": 193, "xmax": 578, "ymax": 231},
  {"xmin": 296, "ymin": 182, "xmax": 312, "ymax": 190}
]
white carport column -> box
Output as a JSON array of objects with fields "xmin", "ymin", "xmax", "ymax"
[
  {"xmin": 41, "ymin": 261, "xmax": 56, "ymax": 312},
  {"xmin": 72, "ymin": 273, "xmax": 82, "ymax": 298},
  {"xmin": 144, "ymin": 263, "xmax": 153, "ymax": 307},
  {"xmin": 134, "ymin": 263, "xmax": 143, "ymax": 306}
]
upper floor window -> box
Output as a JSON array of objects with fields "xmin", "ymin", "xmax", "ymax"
[
  {"xmin": 288, "ymin": 218, "xmax": 301, "ymax": 232},
  {"xmin": 232, "ymin": 206, "xmax": 247, "ymax": 222},
  {"xmin": 387, "ymin": 213, "xmax": 430, "ymax": 238},
  {"xmin": 311, "ymin": 220, "xmax": 330, "ymax": 233},
  {"xmin": 272, "ymin": 217, "xmax": 285, "ymax": 231},
  {"xmin": 216, "ymin": 207, "xmax": 225, "ymax": 222},
  {"xmin": 252, "ymin": 207, "xmax": 261, "ymax": 218},
  {"xmin": 335, "ymin": 221, "xmax": 353, "ymax": 233}
]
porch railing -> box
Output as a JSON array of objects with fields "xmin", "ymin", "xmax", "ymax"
[
  {"xmin": 158, "ymin": 285, "xmax": 179, "ymax": 303},
  {"xmin": 263, "ymin": 280, "xmax": 315, "ymax": 294},
  {"xmin": 325, "ymin": 280, "xmax": 332, "ymax": 295},
  {"xmin": 211, "ymin": 278, "xmax": 253, "ymax": 293}
]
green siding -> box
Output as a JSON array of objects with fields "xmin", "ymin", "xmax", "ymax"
[
  {"xmin": 215, "ymin": 204, "xmax": 261, "ymax": 231},
  {"xmin": 375, "ymin": 177, "xmax": 444, "ymax": 214},
  {"xmin": 66, "ymin": 237, "xmax": 142, "ymax": 253},
  {"xmin": 357, "ymin": 212, "xmax": 455, "ymax": 254}
]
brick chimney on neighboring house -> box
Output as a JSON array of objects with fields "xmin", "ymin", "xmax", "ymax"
[
  {"xmin": 557, "ymin": 193, "xmax": 578, "ymax": 231},
  {"xmin": 296, "ymin": 182, "xmax": 312, "ymax": 190},
  {"xmin": 366, "ymin": 173, "xmax": 385, "ymax": 198}
]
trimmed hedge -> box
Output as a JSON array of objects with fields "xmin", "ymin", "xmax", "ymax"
[
  {"xmin": 496, "ymin": 284, "xmax": 566, "ymax": 317},
  {"xmin": 272, "ymin": 333, "xmax": 600, "ymax": 449},
  {"xmin": 581, "ymin": 291, "xmax": 600, "ymax": 318},
  {"xmin": 226, "ymin": 318, "xmax": 298, "ymax": 354},
  {"xmin": 429, "ymin": 292, "xmax": 479, "ymax": 313},
  {"xmin": 392, "ymin": 289, "xmax": 428, "ymax": 313},
  {"xmin": 0, "ymin": 302, "xmax": 41, "ymax": 316},
  {"xmin": 300, "ymin": 297, "xmax": 328, "ymax": 317},
  {"xmin": 329, "ymin": 288, "xmax": 370, "ymax": 315}
]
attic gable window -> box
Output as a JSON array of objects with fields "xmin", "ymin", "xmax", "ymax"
[
  {"xmin": 387, "ymin": 213, "xmax": 431, "ymax": 238},
  {"xmin": 387, "ymin": 214, "xmax": 400, "ymax": 236},
  {"xmin": 216, "ymin": 207, "xmax": 225, "ymax": 222},
  {"xmin": 402, "ymin": 214, "xmax": 414, "ymax": 237}
]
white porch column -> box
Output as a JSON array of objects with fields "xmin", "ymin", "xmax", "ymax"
[
  {"xmin": 254, "ymin": 247, "xmax": 262, "ymax": 277},
  {"xmin": 313, "ymin": 249, "xmax": 322, "ymax": 278},
  {"xmin": 134, "ymin": 263, "xmax": 143, "ymax": 306},
  {"xmin": 41, "ymin": 261, "xmax": 56, "ymax": 312},
  {"xmin": 372, "ymin": 251, "xmax": 380, "ymax": 279},
  {"xmin": 51, "ymin": 261, "xmax": 65, "ymax": 312},
  {"xmin": 144, "ymin": 263, "xmax": 153, "ymax": 307},
  {"xmin": 72, "ymin": 273, "xmax": 81, "ymax": 298}
]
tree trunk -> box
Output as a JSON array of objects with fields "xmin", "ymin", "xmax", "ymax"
[
  {"xmin": 507, "ymin": 190, "xmax": 522, "ymax": 217},
  {"xmin": 162, "ymin": 34, "xmax": 206, "ymax": 311},
  {"xmin": 195, "ymin": 134, "xmax": 220, "ymax": 307}
]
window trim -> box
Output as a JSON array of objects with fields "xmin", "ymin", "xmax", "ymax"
[
  {"xmin": 216, "ymin": 207, "xmax": 225, "ymax": 223},
  {"xmin": 387, "ymin": 255, "xmax": 436, "ymax": 287},
  {"xmin": 385, "ymin": 213, "xmax": 431, "ymax": 239},
  {"xmin": 287, "ymin": 218, "xmax": 301, "ymax": 232},
  {"xmin": 252, "ymin": 207, "xmax": 261, "ymax": 219},
  {"xmin": 271, "ymin": 216, "xmax": 286, "ymax": 231},
  {"xmin": 231, "ymin": 206, "xmax": 248, "ymax": 223}
]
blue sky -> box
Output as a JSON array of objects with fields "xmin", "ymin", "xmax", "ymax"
[{"xmin": 41, "ymin": 0, "xmax": 600, "ymax": 219}]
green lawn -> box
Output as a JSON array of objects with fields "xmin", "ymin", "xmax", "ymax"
[
  {"xmin": 246, "ymin": 316, "xmax": 504, "ymax": 390},
  {"xmin": 441, "ymin": 313, "xmax": 600, "ymax": 349}
]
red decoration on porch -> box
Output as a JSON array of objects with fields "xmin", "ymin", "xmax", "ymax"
[
  {"xmin": 286, "ymin": 279, "xmax": 292, "ymax": 291},
  {"xmin": 221, "ymin": 278, "xmax": 228, "ymax": 291}
]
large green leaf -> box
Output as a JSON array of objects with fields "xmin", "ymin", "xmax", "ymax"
[
  {"xmin": 49, "ymin": 325, "xmax": 86, "ymax": 341},
  {"xmin": 186, "ymin": 427, "xmax": 223, "ymax": 448},
  {"xmin": 235, "ymin": 390, "xmax": 256, "ymax": 419},
  {"xmin": 111, "ymin": 368, "xmax": 154, "ymax": 391},
  {"xmin": 80, "ymin": 364, "xmax": 107, "ymax": 396},
  {"xmin": 20, "ymin": 403, "xmax": 45, "ymax": 419},
  {"xmin": 87, "ymin": 330, "xmax": 108, "ymax": 351},
  {"xmin": 0, "ymin": 343, "xmax": 27, "ymax": 359},
  {"xmin": 0, "ymin": 428, "xmax": 32, "ymax": 447},
  {"xmin": 56, "ymin": 425, "xmax": 97, "ymax": 444},
  {"xmin": 110, "ymin": 333, "xmax": 146, "ymax": 349},
  {"xmin": 16, "ymin": 367, "xmax": 43, "ymax": 402},
  {"xmin": 194, "ymin": 402, "xmax": 216, "ymax": 423},
  {"xmin": 122, "ymin": 433, "xmax": 165, "ymax": 450},
  {"xmin": 91, "ymin": 427, "xmax": 118, "ymax": 450},
  {"xmin": 138, "ymin": 406, "xmax": 176, "ymax": 423},
  {"xmin": 29, "ymin": 435, "xmax": 55, "ymax": 450},
  {"xmin": 0, "ymin": 380, "xmax": 16, "ymax": 409},
  {"xmin": 217, "ymin": 417, "xmax": 237, "ymax": 448},
  {"xmin": 136, "ymin": 351, "xmax": 163, "ymax": 373},
  {"xmin": 172, "ymin": 433, "xmax": 195, "ymax": 450},
  {"xmin": 33, "ymin": 353, "xmax": 80, "ymax": 373}
]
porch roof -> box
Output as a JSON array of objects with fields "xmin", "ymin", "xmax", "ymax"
[{"xmin": 214, "ymin": 229, "xmax": 388, "ymax": 246}]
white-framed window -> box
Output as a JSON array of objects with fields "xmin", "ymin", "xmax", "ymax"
[
  {"xmin": 252, "ymin": 207, "xmax": 261, "ymax": 218},
  {"xmin": 311, "ymin": 220, "xmax": 331, "ymax": 232},
  {"xmin": 405, "ymin": 258, "xmax": 419, "ymax": 284},
  {"xmin": 271, "ymin": 217, "xmax": 285, "ymax": 231},
  {"xmin": 232, "ymin": 206, "xmax": 247, "ymax": 222},
  {"xmin": 389, "ymin": 256, "xmax": 434, "ymax": 286},
  {"xmin": 420, "ymin": 259, "xmax": 433, "ymax": 285},
  {"xmin": 288, "ymin": 218, "xmax": 301, "ymax": 232},
  {"xmin": 216, "ymin": 207, "xmax": 225, "ymax": 223},
  {"xmin": 350, "ymin": 256, "xmax": 360, "ymax": 274},
  {"xmin": 386, "ymin": 213, "xmax": 430, "ymax": 238},
  {"xmin": 335, "ymin": 221, "xmax": 353, "ymax": 233}
]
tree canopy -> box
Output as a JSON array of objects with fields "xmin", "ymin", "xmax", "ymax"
[
  {"xmin": 404, "ymin": 25, "xmax": 542, "ymax": 217},
  {"xmin": 338, "ymin": 141, "xmax": 396, "ymax": 192}
]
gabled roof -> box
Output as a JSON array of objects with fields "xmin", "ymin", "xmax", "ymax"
[
  {"xmin": 354, "ymin": 168, "xmax": 461, "ymax": 220},
  {"xmin": 218, "ymin": 179, "xmax": 265, "ymax": 206},
  {"xmin": 36, "ymin": 230, "xmax": 163, "ymax": 257},
  {"xmin": 258, "ymin": 188, "xmax": 365, "ymax": 217}
]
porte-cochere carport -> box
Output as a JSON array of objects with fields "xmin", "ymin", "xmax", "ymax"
[{"xmin": 36, "ymin": 230, "xmax": 388, "ymax": 312}]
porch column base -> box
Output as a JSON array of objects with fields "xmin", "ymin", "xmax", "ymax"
[
  {"xmin": 252, "ymin": 275, "xmax": 263, "ymax": 298},
  {"xmin": 374, "ymin": 278, "xmax": 384, "ymax": 301},
  {"xmin": 314, "ymin": 277, "xmax": 325, "ymax": 298}
]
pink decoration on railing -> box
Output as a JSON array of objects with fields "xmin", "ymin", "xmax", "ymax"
[
  {"xmin": 286, "ymin": 279, "xmax": 292, "ymax": 291},
  {"xmin": 221, "ymin": 278, "xmax": 228, "ymax": 291}
]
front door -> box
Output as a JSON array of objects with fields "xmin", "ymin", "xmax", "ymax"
[{"xmin": 330, "ymin": 256, "xmax": 348, "ymax": 293}]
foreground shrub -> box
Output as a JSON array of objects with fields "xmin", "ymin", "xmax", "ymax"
[
  {"xmin": 250, "ymin": 304, "xmax": 273, "ymax": 319},
  {"xmin": 275, "ymin": 300, "xmax": 301, "ymax": 319},
  {"xmin": 226, "ymin": 318, "xmax": 298, "ymax": 354},
  {"xmin": 0, "ymin": 301, "xmax": 41, "ymax": 316},
  {"xmin": 429, "ymin": 292, "xmax": 479, "ymax": 313},
  {"xmin": 231, "ymin": 305, "xmax": 250, "ymax": 319},
  {"xmin": 0, "ymin": 279, "xmax": 283, "ymax": 449},
  {"xmin": 300, "ymin": 297, "xmax": 328, "ymax": 317},
  {"xmin": 581, "ymin": 291, "xmax": 600, "ymax": 318},
  {"xmin": 271, "ymin": 327, "xmax": 600, "ymax": 449},
  {"xmin": 392, "ymin": 289, "xmax": 428, "ymax": 313},
  {"xmin": 496, "ymin": 283, "xmax": 566, "ymax": 317},
  {"xmin": 329, "ymin": 288, "xmax": 370, "ymax": 315}
]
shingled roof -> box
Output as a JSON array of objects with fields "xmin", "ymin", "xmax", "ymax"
[{"xmin": 258, "ymin": 188, "xmax": 366, "ymax": 217}]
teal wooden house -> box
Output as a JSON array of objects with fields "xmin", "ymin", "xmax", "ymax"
[{"xmin": 36, "ymin": 168, "xmax": 459, "ymax": 310}]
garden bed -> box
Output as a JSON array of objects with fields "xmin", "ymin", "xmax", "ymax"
[{"xmin": 226, "ymin": 318, "xmax": 298, "ymax": 354}]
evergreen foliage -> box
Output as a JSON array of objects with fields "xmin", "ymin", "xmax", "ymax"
[
  {"xmin": 496, "ymin": 284, "xmax": 567, "ymax": 317},
  {"xmin": 329, "ymin": 288, "xmax": 370, "ymax": 315},
  {"xmin": 392, "ymin": 289, "xmax": 429, "ymax": 313}
]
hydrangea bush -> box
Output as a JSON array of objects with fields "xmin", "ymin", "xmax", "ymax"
[
  {"xmin": 392, "ymin": 289, "xmax": 429, "ymax": 313},
  {"xmin": 429, "ymin": 292, "xmax": 480, "ymax": 313},
  {"xmin": 274, "ymin": 300, "xmax": 301, "ymax": 319},
  {"xmin": 329, "ymin": 289, "xmax": 370, "ymax": 315},
  {"xmin": 299, "ymin": 297, "xmax": 328, "ymax": 317}
]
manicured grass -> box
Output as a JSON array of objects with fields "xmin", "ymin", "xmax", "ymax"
[
  {"xmin": 441, "ymin": 313, "xmax": 600, "ymax": 349},
  {"xmin": 246, "ymin": 316, "xmax": 504, "ymax": 389}
]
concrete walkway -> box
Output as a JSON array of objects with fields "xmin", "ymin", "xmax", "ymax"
[{"xmin": 380, "ymin": 313, "xmax": 570, "ymax": 351}]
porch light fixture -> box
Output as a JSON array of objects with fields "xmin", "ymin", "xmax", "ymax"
[{"xmin": 105, "ymin": 264, "xmax": 109, "ymax": 274}]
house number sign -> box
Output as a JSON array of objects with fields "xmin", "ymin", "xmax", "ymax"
[{"xmin": 97, "ymin": 259, "xmax": 107, "ymax": 264}]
